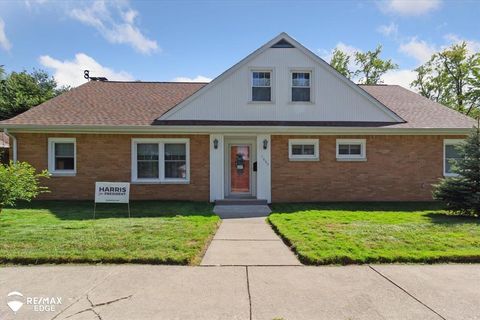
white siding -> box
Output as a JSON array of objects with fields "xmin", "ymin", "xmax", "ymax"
[
  {"xmin": 209, "ymin": 134, "xmax": 224, "ymax": 202},
  {"xmin": 165, "ymin": 47, "xmax": 397, "ymax": 122},
  {"xmin": 256, "ymin": 134, "xmax": 271, "ymax": 203}
]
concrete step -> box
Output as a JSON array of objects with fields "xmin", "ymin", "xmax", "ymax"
[
  {"xmin": 213, "ymin": 205, "xmax": 272, "ymax": 219},
  {"xmin": 215, "ymin": 199, "xmax": 268, "ymax": 206}
]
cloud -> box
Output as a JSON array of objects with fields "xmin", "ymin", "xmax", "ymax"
[
  {"xmin": 69, "ymin": 1, "xmax": 159, "ymax": 54},
  {"xmin": 172, "ymin": 75, "xmax": 212, "ymax": 82},
  {"xmin": 443, "ymin": 33, "xmax": 480, "ymax": 54},
  {"xmin": 377, "ymin": 22, "xmax": 398, "ymax": 37},
  {"xmin": 399, "ymin": 38, "xmax": 436, "ymax": 64},
  {"xmin": 319, "ymin": 42, "xmax": 362, "ymax": 73},
  {"xmin": 0, "ymin": 18, "xmax": 12, "ymax": 51},
  {"xmin": 39, "ymin": 53, "xmax": 133, "ymax": 87},
  {"xmin": 381, "ymin": 0, "xmax": 441, "ymax": 16},
  {"xmin": 381, "ymin": 69, "xmax": 417, "ymax": 89}
]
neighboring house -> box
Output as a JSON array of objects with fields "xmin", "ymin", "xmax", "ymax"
[
  {"xmin": 0, "ymin": 132, "xmax": 9, "ymax": 164},
  {"xmin": 0, "ymin": 33, "xmax": 475, "ymax": 202}
]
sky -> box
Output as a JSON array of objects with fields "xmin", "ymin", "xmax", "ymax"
[{"xmin": 0, "ymin": 0, "xmax": 479, "ymax": 89}]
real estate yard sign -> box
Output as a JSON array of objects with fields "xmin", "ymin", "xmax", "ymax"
[{"xmin": 94, "ymin": 182, "xmax": 130, "ymax": 218}]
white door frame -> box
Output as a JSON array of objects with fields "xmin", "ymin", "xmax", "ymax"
[{"xmin": 209, "ymin": 134, "xmax": 271, "ymax": 203}]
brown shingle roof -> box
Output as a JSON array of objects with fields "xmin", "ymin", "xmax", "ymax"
[
  {"xmin": 359, "ymin": 85, "xmax": 476, "ymax": 129},
  {"xmin": 0, "ymin": 81, "xmax": 206, "ymax": 126},
  {"xmin": 0, "ymin": 81, "xmax": 475, "ymax": 129}
]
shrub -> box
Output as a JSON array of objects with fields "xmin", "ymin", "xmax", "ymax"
[
  {"xmin": 0, "ymin": 161, "xmax": 49, "ymax": 213},
  {"xmin": 433, "ymin": 126, "xmax": 480, "ymax": 216}
]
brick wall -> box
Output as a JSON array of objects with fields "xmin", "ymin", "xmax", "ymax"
[
  {"xmin": 14, "ymin": 132, "xmax": 466, "ymax": 202},
  {"xmin": 271, "ymin": 135, "xmax": 465, "ymax": 202},
  {"xmin": 15, "ymin": 133, "xmax": 210, "ymax": 201}
]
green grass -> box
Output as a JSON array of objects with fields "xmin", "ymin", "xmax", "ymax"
[
  {"xmin": 268, "ymin": 202, "xmax": 480, "ymax": 265},
  {"xmin": 0, "ymin": 201, "xmax": 219, "ymax": 265}
]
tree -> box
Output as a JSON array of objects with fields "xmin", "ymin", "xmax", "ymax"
[
  {"xmin": 0, "ymin": 68, "xmax": 70, "ymax": 120},
  {"xmin": 330, "ymin": 48, "xmax": 352, "ymax": 79},
  {"xmin": 411, "ymin": 42, "xmax": 480, "ymax": 118},
  {"xmin": 329, "ymin": 45, "xmax": 398, "ymax": 84},
  {"xmin": 354, "ymin": 45, "xmax": 398, "ymax": 85},
  {"xmin": 0, "ymin": 161, "xmax": 49, "ymax": 213},
  {"xmin": 433, "ymin": 125, "xmax": 480, "ymax": 216}
]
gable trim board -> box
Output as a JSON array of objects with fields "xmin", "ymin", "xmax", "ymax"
[{"xmin": 158, "ymin": 33, "xmax": 405, "ymax": 123}]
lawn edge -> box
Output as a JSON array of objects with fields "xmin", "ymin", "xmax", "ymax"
[{"xmin": 189, "ymin": 217, "xmax": 222, "ymax": 266}]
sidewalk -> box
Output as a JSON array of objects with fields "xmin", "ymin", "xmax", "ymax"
[
  {"xmin": 1, "ymin": 264, "xmax": 479, "ymax": 320},
  {"xmin": 201, "ymin": 216, "xmax": 301, "ymax": 266}
]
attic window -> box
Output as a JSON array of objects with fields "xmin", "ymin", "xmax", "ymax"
[{"xmin": 271, "ymin": 39, "xmax": 294, "ymax": 48}]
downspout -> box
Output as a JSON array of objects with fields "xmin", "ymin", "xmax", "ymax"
[{"xmin": 3, "ymin": 129, "xmax": 17, "ymax": 163}]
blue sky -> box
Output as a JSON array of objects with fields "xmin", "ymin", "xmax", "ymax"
[{"xmin": 0, "ymin": 0, "xmax": 479, "ymax": 89}]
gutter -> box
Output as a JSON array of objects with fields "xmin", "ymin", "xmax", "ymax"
[
  {"xmin": 0, "ymin": 124, "xmax": 473, "ymax": 135},
  {"xmin": 3, "ymin": 129, "xmax": 17, "ymax": 163}
]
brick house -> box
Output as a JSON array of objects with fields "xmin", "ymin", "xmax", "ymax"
[{"xmin": 0, "ymin": 33, "xmax": 475, "ymax": 203}]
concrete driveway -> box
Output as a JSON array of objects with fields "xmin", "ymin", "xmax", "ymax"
[{"xmin": 1, "ymin": 264, "xmax": 479, "ymax": 320}]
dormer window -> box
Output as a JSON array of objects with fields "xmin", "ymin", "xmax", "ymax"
[
  {"xmin": 252, "ymin": 71, "xmax": 271, "ymax": 102},
  {"xmin": 292, "ymin": 71, "xmax": 311, "ymax": 102}
]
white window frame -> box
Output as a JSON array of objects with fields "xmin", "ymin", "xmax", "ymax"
[
  {"xmin": 250, "ymin": 69, "xmax": 274, "ymax": 103},
  {"xmin": 443, "ymin": 139, "xmax": 463, "ymax": 177},
  {"xmin": 288, "ymin": 139, "xmax": 319, "ymax": 161},
  {"xmin": 48, "ymin": 138, "xmax": 77, "ymax": 176},
  {"xmin": 336, "ymin": 139, "xmax": 366, "ymax": 161},
  {"xmin": 290, "ymin": 70, "xmax": 312, "ymax": 103},
  {"xmin": 131, "ymin": 138, "xmax": 190, "ymax": 184}
]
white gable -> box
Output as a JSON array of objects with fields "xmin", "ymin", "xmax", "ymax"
[{"xmin": 160, "ymin": 33, "xmax": 403, "ymax": 123}]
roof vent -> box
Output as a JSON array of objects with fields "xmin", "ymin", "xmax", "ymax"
[
  {"xmin": 83, "ymin": 70, "xmax": 108, "ymax": 82},
  {"xmin": 271, "ymin": 39, "xmax": 294, "ymax": 48}
]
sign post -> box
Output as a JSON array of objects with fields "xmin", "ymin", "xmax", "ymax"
[{"xmin": 94, "ymin": 182, "xmax": 131, "ymax": 219}]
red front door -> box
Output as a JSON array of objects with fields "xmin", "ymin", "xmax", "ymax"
[{"xmin": 230, "ymin": 145, "xmax": 250, "ymax": 194}]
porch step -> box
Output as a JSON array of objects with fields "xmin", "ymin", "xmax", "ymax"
[
  {"xmin": 215, "ymin": 199, "xmax": 268, "ymax": 206},
  {"xmin": 213, "ymin": 205, "xmax": 272, "ymax": 219}
]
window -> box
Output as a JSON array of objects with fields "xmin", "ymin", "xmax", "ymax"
[
  {"xmin": 252, "ymin": 71, "xmax": 271, "ymax": 102},
  {"xmin": 336, "ymin": 139, "xmax": 366, "ymax": 161},
  {"xmin": 291, "ymin": 72, "xmax": 311, "ymax": 102},
  {"xmin": 444, "ymin": 139, "xmax": 463, "ymax": 177},
  {"xmin": 132, "ymin": 139, "xmax": 189, "ymax": 183},
  {"xmin": 288, "ymin": 139, "xmax": 319, "ymax": 161},
  {"xmin": 48, "ymin": 138, "xmax": 76, "ymax": 175}
]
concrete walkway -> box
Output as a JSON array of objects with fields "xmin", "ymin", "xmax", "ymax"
[
  {"xmin": 201, "ymin": 208, "xmax": 301, "ymax": 266},
  {"xmin": 1, "ymin": 264, "xmax": 479, "ymax": 320}
]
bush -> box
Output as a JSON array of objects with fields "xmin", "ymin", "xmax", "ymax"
[
  {"xmin": 0, "ymin": 161, "xmax": 49, "ymax": 213},
  {"xmin": 433, "ymin": 126, "xmax": 480, "ymax": 216}
]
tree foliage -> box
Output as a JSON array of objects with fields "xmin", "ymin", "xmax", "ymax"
[
  {"xmin": 353, "ymin": 45, "xmax": 398, "ymax": 85},
  {"xmin": 433, "ymin": 125, "xmax": 480, "ymax": 216},
  {"xmin": 0, "ymin": 67, "xmax": 70, "ymax": 120},
  {"xmin": 0, "ymin": 161, "xmax": 49, "ymax": 213},
  {"xmin": 411, "ymin": 42, "xmax": 480, "ymax": 118},
  {"xmin": 329, "ymin": 45, "xmax": 398, "ymax": 84},
  {"xmin": 330, "ymin": 48, "xmax": 352, "ymax": 78}
]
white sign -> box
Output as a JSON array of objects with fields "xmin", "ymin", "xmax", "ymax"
[{"xmin": 95, "ymin": 182, "xmax": 130, "ymax": 203}]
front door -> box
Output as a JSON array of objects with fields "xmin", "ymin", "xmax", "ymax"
[
  {"xmin": 230, "ymin": 144, "xmax": 251, "ymax": 195},
  {"xmin": 223, "ymin": 138, "xmax": 258, "ymax": 198}
]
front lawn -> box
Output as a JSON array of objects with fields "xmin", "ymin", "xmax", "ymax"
[
  {"xmin": 268, "ymin": 202, "xmax": 480, "ymax": 265},
  {"xmin": 0, "ymin": 201, "xmax": 219, "ymax": 265}
]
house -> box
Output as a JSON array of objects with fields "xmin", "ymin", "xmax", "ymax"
[
  {"xmin": 0, "ymin": 132, "xmax": 9, "ymax": 164},
  {"xmin": 0, "ymin": 33, "xmax": 475, "ymax": 203}
]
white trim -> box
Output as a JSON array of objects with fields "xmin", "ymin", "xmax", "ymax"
[
  {"xmin": 1, "ymin": 124, "xmax": 473, "ymax": 135},
  {"xmin": 443, "ymin": 139, "xmax": 463, "ymax": 177},
  {"xmin": 336, "ymin": 139, "xmax": 366, "ymax": 161},
  {"xmin": 159, "ymin": 32, "xmax": 405, "ymax": 123},
  {"xmin": 48, "ymin": 138, "xmax": 77, "ymax": 176},
  {"xmin": 256, "ymin": 134, "xmax": 271, "ymax": 203},
  {"xmin": 288, "ymin": 139, "xmax": 319, "ymax": 161},
  {"xmin": 131, "ymin": 138, "xmax": 190, "ymax": 184},
  {"xmin": 209, "ymin": 134, "xmax": 224, "ymax": 202}
]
